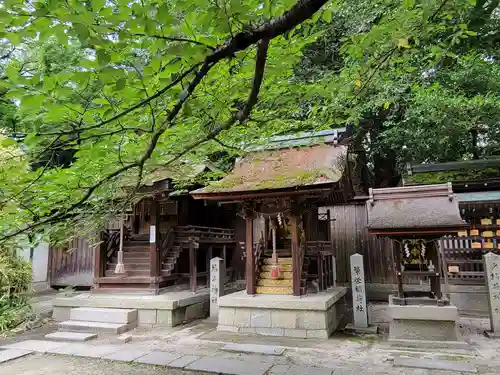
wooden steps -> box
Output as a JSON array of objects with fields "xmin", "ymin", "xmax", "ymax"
[{"xmin": 255, "ymin": 257, "xmax": 305, "ymax": 295}]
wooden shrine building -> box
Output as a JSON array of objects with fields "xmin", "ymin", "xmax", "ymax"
[
  {"xmin": 192, "ymin": 138, "xmax": 355, "ymax": 296},
  {"xmin": 92, "ymin": 165, "xmax": 237, "ymax": 295}
]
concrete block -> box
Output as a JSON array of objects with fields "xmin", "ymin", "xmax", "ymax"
[
  {"xmin": 184, "ymin": 302, "xmax": 206, "ymax": 322},
  {"xmin": 297, "ymin": 311, "xmax": 326, "ymax": 330},
  {"xmin": 52, "ymin": 306, "xmax": 71, "ymax": 322},
  {"xmin": 233, "ymin": 308, "xmax": 252, "ymax": 328},
  {"xmin": 137, "ymin": 309, "xmax": 157, "ymax": 325},
  {"xmin": 102, "ymin": 348, "xmax": 151, "ymax": 362},
  {"xmin": 218, "ymin": 307, "xmax": 235, "ymax": 326},
  {"xmin": 1, "ymin": 340, "xmax": 66, "ymax": 353},
  {"xmin": 255, "ymin": 327, "xmax": 284, "ymax": 337},
  {"xmin": 58, "ymin": 320, "xmax": 135, "ymax": 334},
  {"xmin": 156, "ymin": 310, "xmax": 172, "ymax": 326},
  {"xmin": 251, "ymin": 310, "xmax": 271, "ymax": 328},
  {"xmin": 390, "ymin": 319, "xmax": 458, "ymax": 341},
  {"xmin": 70, "ymin": 307, "xmax": 137, "ymax": 324},
  {"xmin": 271, "ymin": 310, "xmax": 297, "ymax": 329},
  {"xmin": 306, "ymin": 330, "xmax": 329, "ymax": 339},
  {"xmin": 269, "ymin": 364, "xmax": 292, "ymax": 375},
  {"xmin": 394, "ymin": 357, "xmax": 477, "ymax": 373},
  {"xmin": 186, "ymin": 356, "xmax": 273, "ymax": 375},
  {"xmin": 134, "ymin": 350, "xmax": 182, "ymax": 366},
  {"xmin": 388, "ymin": 338, "xmax": 470, "ymax": 350},
  {"xmin": 45, "ymin": 332, "xmax": 97, "ymax": 342},
  {"xmin": 284, "ymin": 329, "xmax": 307, "ymax": 338},
  {"xmin": 47, "ymin": 343, "xmax": 120, "ymax": 358},
  {"xmin": 217, "ymin": 324, "xmax": 239, "ymax": 333},
  {"xmin": 171, "ymin": 307, "xmax": 185, "ymax": 326},
  {"xmin": 285, "ymin": 365, "xmax": 333, "ymax": 375},
  {"xmin": 239, "ymin": 327, "xmax": 257, "ymax": 334},
  {"xmin": 389, "ymin": 304, "xmax": 458, "ymax": 321},
  {"xmin": 0, "ymin": 349, "xmax": 32, "ymax": 363},
  {"xmin": 168, "ymin": 355, "xmax": 200, "ymax": 368},
  {"xmin": 222, "ymin": 343, "xmax": 286, "ymax": 356},
  {"xmin": 344, "ymin": 323, "xmax": 379, "ymax": 334},
  {"xmin": 116, "ymin": 334, "xmax": 132, "ymax": 343}
]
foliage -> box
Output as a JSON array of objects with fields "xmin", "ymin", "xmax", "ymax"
[
  {"xmin": 0, "ymin": 247, "xmax": 32, "ymax": 331},
  {"xmin": 405, "ymin": 167, "xmax": 500, "ymax": 185},
  {"xmin": 0, "ymin": 0, "xmax": 498, "ymax": 242}
]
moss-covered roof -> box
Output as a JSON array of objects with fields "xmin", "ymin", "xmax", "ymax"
[
  {"xmin": 191, "ymin": 144, "xmax": 347, "ymax": 196},
  {"xmin": 405, "ymin": 167, "xmax": 500, "ymax": 185}
]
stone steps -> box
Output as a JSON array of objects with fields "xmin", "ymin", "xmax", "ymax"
[
  {"xmin": 45, "ymin": 332, "xmax": 97, "ymax": 342},
  {"xmin": 70, "ymin": 307, "xmax": 138, "ymax": 323},
  {"xmin": 52, "ymin": 307, "xmax": 138, "ymax": 338},
  {"xmin": 58, "ymin": 320, "xmax": 134, "ymax": 334}
]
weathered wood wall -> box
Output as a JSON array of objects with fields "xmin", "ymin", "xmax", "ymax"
[
  {"xmin": 326, "ymin": 203, "xmax": 397, "ymax": 284},
  {"xmin": 50, "ymin": 237, "xmax": 95, "ymax": 287}
]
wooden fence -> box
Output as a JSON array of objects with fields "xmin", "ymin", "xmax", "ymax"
[
  {"xmin": 50, "ymin": 236, "xmax": 95, "ymax": 287},
  {"xmin": 327, "ymin": 203, "xmax": 397, "ymax": 284}
]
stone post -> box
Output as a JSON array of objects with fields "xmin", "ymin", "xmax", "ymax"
[
  {"xmin": 350, "ymin": 253, "xmax": 368, "ymax": 328},
  {"xmin": 332, "ymin": 256, "xmax": 337, "ymax": 288},
  {"xmin": 484, "ymin": 252, "xmax": 500, "ymax": 338},
  {"xmin": 210, "ymin": 257, "xmax": 225, "ymax": 319}
]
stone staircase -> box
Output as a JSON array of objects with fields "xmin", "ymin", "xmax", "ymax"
[
  {"xmin": 46, "ymin": 307, "xmax": 138, "ymax": 342},
  {"xmin": 255, "ymin": 256, "xmax": 307, "ymax": 295}
]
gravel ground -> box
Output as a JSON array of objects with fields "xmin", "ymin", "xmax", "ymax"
[{"xmin": 0, "ymin": 353, "xmax": 207, "ymax": 375}]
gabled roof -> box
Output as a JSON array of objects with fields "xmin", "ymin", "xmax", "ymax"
[
  {"xmin": 367, "ymin": 183, "xmax": 469, "ymax": 236},
  {"xmin": 191, "ymin": 144, "xmax": 347, "ymax": 199}
]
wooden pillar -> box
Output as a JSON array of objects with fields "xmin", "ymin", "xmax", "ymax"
[
  {"xmin": 245, "ymin": 215, "xmax": 255, "ymax": 295},
  {"xmin": 206, "ymin": 245, "xmax": 213, "ymax": 287},
  {"xmin": 149, "ymin": 200, "xmax": 160, "ymax": 283},
  {"xmin": 189, "ymin": 242, "xmax": 197, "ymax": 292},
  {"xmin": 93, "ymin": 232, "xmax": 105, "ymax": 287},
  {"xmin": 290, "ymin": 214, "xmax": 301, "ymax": 296}
]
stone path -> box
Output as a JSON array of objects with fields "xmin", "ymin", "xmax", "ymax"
[{"xmin": 3, "ymin": 316, "xmax": 500, "ymax": 374}]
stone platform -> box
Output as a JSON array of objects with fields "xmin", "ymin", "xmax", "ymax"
[
  {"xmin": 53, "ymin": 287, "xmax": 210, "ymax": 327},
  {"xmin": 217, "ymin": 287, "xmax": 347, "ymax": 339},
  {"xmin": 388, "ymin": 295, "xmax": 466, "ymax": 347}
]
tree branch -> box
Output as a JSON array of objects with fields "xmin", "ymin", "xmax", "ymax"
[{"xmin": 0, "ymin": 0, "xmax": 327, "ymax": 242}]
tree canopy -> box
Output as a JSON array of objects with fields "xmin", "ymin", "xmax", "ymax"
[{"xmin": 0, "ymin": 0, "xmax": 499, "ymax": 245}]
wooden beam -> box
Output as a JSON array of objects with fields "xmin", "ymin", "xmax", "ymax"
[
  {"xmin": 290, "ymin": 214, "xmax": 301, "ymax": 296},
  {"xmin": 245, "ymin": 215, "xmax": 256, "ymax": 295}
]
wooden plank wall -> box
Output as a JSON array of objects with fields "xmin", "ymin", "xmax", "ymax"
[
  {"xmin": 327, "ymin": 203, "xmax": 397, "ymax": 284},
  {"xmin": 50, "ymin": 237, "xmax": 95, "ymax": 287}
]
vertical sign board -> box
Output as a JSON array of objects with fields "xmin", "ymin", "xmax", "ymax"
[
  {"xmin": 350, "ymin": 253, "xmax": 368, "ymax": 328},
  {"xmin": 210, "ymin": 257, "xmax": 225, "ymax": 319},
  {"xmin": 484, "ymin": 252, "xmax": 500, "ymax": 338}
]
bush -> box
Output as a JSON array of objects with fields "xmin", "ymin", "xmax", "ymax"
[{"xmin": 0, "ymin": 247, "xmax": 32, "ymax": 331}]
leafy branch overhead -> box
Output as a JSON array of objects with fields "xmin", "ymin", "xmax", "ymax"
[{"xmin": 0, "ymin": 0, "xmax": 499, "ymax": 244}]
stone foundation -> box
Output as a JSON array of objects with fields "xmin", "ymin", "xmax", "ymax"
[
  {"xmin": 217, "ymin": 288, "xmax": 347, "ymax": 339},
  {"xmin": 52, "ymin": 288, "xmax": 210, "ymax": 327},
  {"xmin": 388, "ymin": 295, "xmax": 461, "ymax": 343}
]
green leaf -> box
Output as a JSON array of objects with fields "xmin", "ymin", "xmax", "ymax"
[
  {"xmin": 92, "ymin": 0, "xmax": 105, "ymax": 11},
  {"xmin": 397, "ymin": 38, "xmax": 410, "ymax": 48},
  {"xmin": 96, "ymin": 49, "xmax": 111, "ymax": 66},
  {"xmin": 403, "ymin": 0, "xmax": 414, "ymax": 8},
  {"xmin": 73, "ymin": 23, "xmax": 90, "ymax": 42},
  {"xmin": 92, "ymin": 98, "xmax": 109, "ymax": 105},
  {"xmin": 115, "ymin": 78, "xmax": 126, "ymax": 91},
  {"xmin": 322, "ymin": 9, "xmax": 332, "ymax": 23}
]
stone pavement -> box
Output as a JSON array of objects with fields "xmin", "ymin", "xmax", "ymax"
[{"xmin": 2, "ymin": 316, "xmax": 500, "ymax": 374}]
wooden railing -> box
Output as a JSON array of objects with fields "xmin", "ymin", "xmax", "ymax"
[
  {"xmin": 160, "ymin": 227, "xmax": 176, "ymax": 260},
  {"xmin": 103, "ymin": 229, "xmax": 121, "ymax": 261},
  {"xmin": 175, "ymin": 225, "xmax": 235, "ymax": 243}
]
